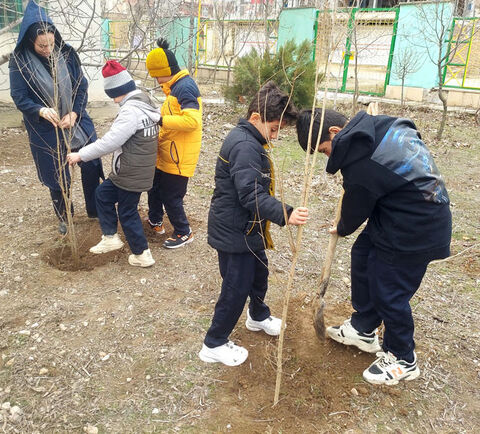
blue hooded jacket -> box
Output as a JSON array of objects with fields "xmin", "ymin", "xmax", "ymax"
[
  {"xmin": 8, "ymin": 0, "xmax": 98, "ymax": 190},
  {"xmin": 326, "ymin": 111, "xmax": 451, "ymax": 265}
]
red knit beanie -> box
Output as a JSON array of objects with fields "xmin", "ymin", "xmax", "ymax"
[{"xmin": 102, "ymin": 60, "xmax": 136, "ymax": 98}]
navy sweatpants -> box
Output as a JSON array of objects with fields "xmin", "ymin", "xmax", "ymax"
[
  {"xmin": 204, "ymin": 250, "xmax": 271, "ymax": 348},
  {"xmin": 49, "ymin": 158, "xmax": 103, "ymax": 220},
  {"xmin": 349, "ymin": 230, "xmax": 428, "ymax": 363},
  {"xmin": 80, "ymin": 158, "xmax": 104, "ymax": 217},
  {"xmin": 95, "ymin": 178, "xmax": 148, "ymax": 255},
  {"xmin": 147, "ymin": 168, "xmax": 190, "ymax": 236}
]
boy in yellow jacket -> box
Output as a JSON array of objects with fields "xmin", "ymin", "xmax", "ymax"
[{"xmin": 146, "ymin": 38, "xmax": 202, "ymax": 248}]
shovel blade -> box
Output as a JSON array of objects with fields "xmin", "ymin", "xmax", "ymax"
[{"xmin": 313, "ymin": 297, "xmax": 326, "ymax": 339}]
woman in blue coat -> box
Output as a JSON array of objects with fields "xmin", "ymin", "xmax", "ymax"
[{"xmin": 9, "ymin": 0, "xmax": 103, "ymax": 233}]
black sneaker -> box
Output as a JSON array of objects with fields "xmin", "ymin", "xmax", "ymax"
[
  {"xmin": 163, "ymin": 231, "xmax": 194, "ymax": 249},
  {"xmin": 363, "ymin": 351, "xmax": 420, "ymax": 385}
]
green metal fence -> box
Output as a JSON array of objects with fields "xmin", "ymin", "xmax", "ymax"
[
  {"xmin": 321, "ymin": 7, "xmax": 399, "ymax": 97},
  {"xmin": 443, "ymin": 17, "xmax": 480, "ymax": 91}
]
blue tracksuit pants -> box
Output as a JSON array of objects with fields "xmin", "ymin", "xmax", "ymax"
[
  {"xmin": 350, "ymin": 230, "xmax": 428, "ymax": 363},
  {"xmin": 95, "ymin": 178, "xmax": 148, "ymax": 255},
  {"xmin": 147, "ymin": 169, "xmax": 190, "ymax": 236},
  {"xmin": 204, "ymin": 250, "xmax": 271, "ymax": 348}
]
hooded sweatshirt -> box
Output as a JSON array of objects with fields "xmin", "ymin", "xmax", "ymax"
[
  {"xmin": 326, "ymin": 111, "xmax": 451, "ymax": 265},
  {"xmin": 79, "ymin": 90, "xmax": 160, "ymax": 192},
  {"xmin": 9, "ymin": 0, "xmax": 98, "ymax": 190}
]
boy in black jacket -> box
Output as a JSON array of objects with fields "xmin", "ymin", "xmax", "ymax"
[
  {"xmin": 297, "ymin": 108, "xmax": 451, "ymax": 385},
  {"xmin": 199, "ymin": 82, "xmax": 309, "ymax": 366}
]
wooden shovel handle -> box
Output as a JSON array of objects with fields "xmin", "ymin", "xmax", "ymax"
[{"xmin": 318, "ymin": 191, "xmax": 344, "ymax": 298}]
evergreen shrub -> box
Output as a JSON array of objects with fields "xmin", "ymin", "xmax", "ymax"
[{"xmin": 224, "ymin": 39, "xmax": 319, "ymax": 109}]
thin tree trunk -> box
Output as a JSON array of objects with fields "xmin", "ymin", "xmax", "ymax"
[
  {"xmin": 401, "ymin": 76, "xmax": 405, "ymax": 107},
  {"xmin": 436, "ymin": 64, "xmax": 448, "ymax": 140}
]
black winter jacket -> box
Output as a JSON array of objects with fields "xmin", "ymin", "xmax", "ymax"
[
  {"xmin": 327, "ymin": 111, "xmax": 451, "ymax": 265},
  {"xmin": 208, "ymin": 119, "xmax": 293, "ymax": 253}
]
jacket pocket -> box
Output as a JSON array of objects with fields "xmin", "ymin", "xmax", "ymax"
[{"xmin": 169, "ymin": 141, "xmax": 182, "ymax": 175}]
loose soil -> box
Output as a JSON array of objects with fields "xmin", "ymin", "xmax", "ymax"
[{"xmin": 0, "ymin": 91, "xmax": 479, "ymax": 433}]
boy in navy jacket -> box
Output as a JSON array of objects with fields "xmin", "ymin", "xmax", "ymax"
[
  {"xmin": 297, "ymin": 108, "xmax": 452, "ymax": 385},
  {"xmin": 199, "ymin": 82, "xmax": 309, "ymax": 366}
]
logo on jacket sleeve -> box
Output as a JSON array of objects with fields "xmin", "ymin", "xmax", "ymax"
[{"xmin": 372, "ymin": 119, "xmax": 449, "ymax": 204}]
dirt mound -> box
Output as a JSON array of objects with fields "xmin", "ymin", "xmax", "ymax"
[
  {"xmin": 42, "ymin": 214, "xmax": 205, "ymax": 271},
  {"xmin": 204, "ymin": 300, "xmax": 380, "ymax": 432},
  {"xmin": 42, "ymin": 218, "xmax": 123, "ymax": 271}
]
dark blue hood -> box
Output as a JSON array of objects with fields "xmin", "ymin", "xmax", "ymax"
[
  {"xmin": 15, "ymin": 0, "xmax": 63, "ymax": 52},
  {"xmin": 326, "ymin": 111, "xmax": 396, "ymax": 174}
]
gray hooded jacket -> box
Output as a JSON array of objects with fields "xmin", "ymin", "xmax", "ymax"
[{"xmin": 79, "ymin": 90, "xmax": 160, "ymax": 192}]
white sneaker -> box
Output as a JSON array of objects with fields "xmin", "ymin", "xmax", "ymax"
[
  {"xmin": 89, "ymin": 234, "xmax": 124, "ymax": 254},
  {"xmin": 327, "ymin": 318, "xmax": 381, "ymax": 353},
  {"xmin": 245, "ymin": 311, "xmax": 284, "ymax": 336},
  {"xmin": 363, "ymin": 351, "xmax": 420, "ymax": 385},
  {"xmin": 128, "ymin": 248, "xmax": 155, "ymax": 267},
  {"xmin": 198, "ymin": 341, "xmax": 248, "ymax": 366}
]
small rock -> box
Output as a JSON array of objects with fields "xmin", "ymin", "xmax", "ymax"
[
  {"xmin": 59, "ymin": 324, "xmax": 67, "ymax": 331},
  {"xmin": 126, "ymin": 377, "xmax": 132, "ymax": 382},
  {"xmin": 18, "ymin": 330, "xmax": 30, "ymax": 336},
  {"xmin": 39, "ymin": 368, "xmax": 49, "ymax": 375},
  {"xmin": 351, "ymin": 387, "xmax": 359, "ymax": 396},
  {"xmin": 83, "ymin": 425, "xmax": 98, "ymax": 434},
  {"xmin": 356, "ymin": 386, "xmax": 368, "ymax": 395},
  {"xmin": 30, "ymin": 253, "xmax": 39, "ymax": 257},
  {"xmin": 10, "ymin": 405, "xmax": 22, "ymax": 416},
  {"xmin": 146, "ymin": 375, "xmax": 151, "ymax": 380},
  {"xmin": 0, "ymin": 290, "xmax": 8, "ymax": 296},
  {"xmin": 152, "ymin": 408, "xmax": 159, "ymax": 414},
  {"xmin": 9, "ymin": 412, "xmax": 21, "ymax": 423},
  {"xmin": 417, "ymin": 410, "xmax": 423, "ymax": 416},
  {"xmin": 83, "ymin": 321, "xmax": 88, "ymax": 327},
  {"xmin": 101, "ymin": 354, "xmax": 110, "ymax": 361},
  {"xmin": 20, "ymin": 255, "xmax": 27, "ymax": 261},
  {"xmin": 2, "ymin": 402, "xmax": 11, "ymax": 410}
]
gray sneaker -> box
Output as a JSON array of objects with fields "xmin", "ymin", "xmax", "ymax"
[
  {"xmin": 326, "ymin": 318, "xmax": 381, "ymax": 353},
  {"xmin": 58, "ymin": 221, "xmax": 67, "ymax": 235}
]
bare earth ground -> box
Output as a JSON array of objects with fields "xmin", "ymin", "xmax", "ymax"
[{"xmin": 0, "ymin": 92, "xmax": 479, "ymax": 433}]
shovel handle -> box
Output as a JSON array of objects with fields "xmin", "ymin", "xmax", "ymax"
[{"xmin": 318, "ymin": 191, "xmax": 343, "ymax": 297}]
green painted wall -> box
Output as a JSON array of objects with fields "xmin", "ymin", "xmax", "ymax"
[
  {"xmin": 159, "ymin": 17, "xmax": 198, "ymax": 69},
  {"xmin": 277, "ymin": 7, "xmax": 317, "ymax": 55},
  {"xmin": 390, "ymin": 2, "xmax": 454, "ymax": 88},
  {"xmin": 101, "ymin": 19, "xmax": 110, "ymax": 52}
]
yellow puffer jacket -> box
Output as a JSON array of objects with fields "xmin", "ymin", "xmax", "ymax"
[{"xmin": 158, "ymin": 69, "xmax": 202, "ymax": 177}]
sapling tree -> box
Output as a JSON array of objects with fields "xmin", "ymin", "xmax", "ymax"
[
  {"xmin": 411, "ymin": 2, "xmax": 476, "ymax": 139},
  {"xmin": 391, "ymin": 46, "xmax": 423, "ymax": 108}
]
